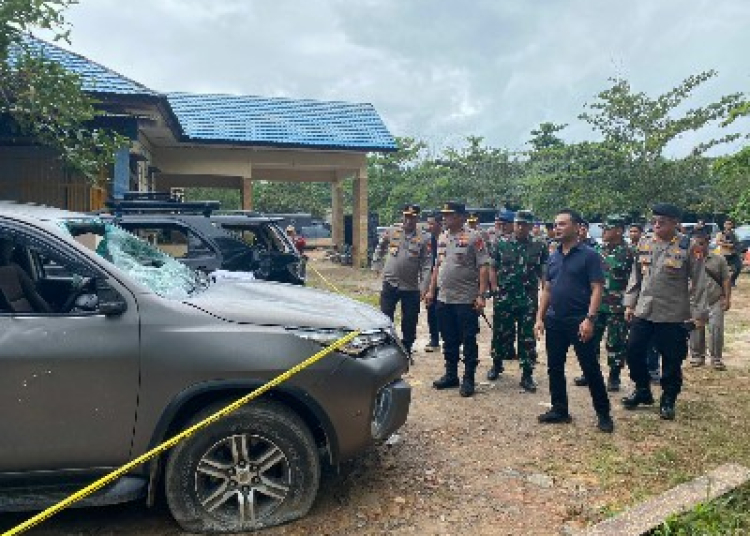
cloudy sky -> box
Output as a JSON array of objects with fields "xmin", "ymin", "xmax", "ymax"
[{"xmin": 45, "ymin": 0, "xmax": 749, "ymax": 154}]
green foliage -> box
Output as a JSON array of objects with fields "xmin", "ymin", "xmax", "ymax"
[
  {"xmin": 0, "ymin": 0, "xmax": 127, "ymax": 183},
  {"xmin": 714, "ymin": 145, "xmax": 750, "ymax": 222},
  {"xmin": 650, "ymin": 482, "xmax": 750, "ymax": 535}
]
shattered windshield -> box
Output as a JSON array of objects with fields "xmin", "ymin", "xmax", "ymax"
[{"xmin": 60, "ymin": 219, "xmax": 207, "ymax": 299}]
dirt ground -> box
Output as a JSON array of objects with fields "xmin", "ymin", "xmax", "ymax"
[{"xmin": 3, "ymin": 254, "xmax": 749, "ymax": 536}]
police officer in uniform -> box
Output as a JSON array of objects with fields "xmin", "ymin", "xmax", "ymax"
[
  {"xmin": 372, "ymin": 203, "xmax": 432, "ymax": 359},
  {"xmin": 573, "ymin": 215, "xmax": 634, "ymax": 391},
  {"xmin": 487, "ymin": 210, "xmax": 548, "ymax": 391},
  {"xmin": 622, "ymin": 203, "xmax": 708, "ymax": 420},
  {"xmin": 425, "ymin": 202, "xmax": 491, "ymax": 397}
]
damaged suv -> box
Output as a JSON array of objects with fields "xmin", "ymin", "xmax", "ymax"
[{"xmin": 0, "ymin": 202, "xmax": 410, "ymax": 533}]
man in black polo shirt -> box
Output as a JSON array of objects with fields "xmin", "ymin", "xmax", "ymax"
[{"xmin": 534, "ymin": 209, "xmax": 613, "ymax": 433}]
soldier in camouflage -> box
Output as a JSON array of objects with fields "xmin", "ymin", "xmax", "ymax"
[
  {"xmin": 573, "ymin": 215, "xmax": 634, "ymax": 391},
  {"xmin": 487, "ymin": 210, "xmax": 548, "ymax": 391}
]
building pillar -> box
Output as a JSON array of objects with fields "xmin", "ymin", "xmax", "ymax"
[
  {"xmin": 331, "ymin": 175, "xmax": 345, "ymax": 249},
  {"xmin": 241, "ymin": 177, "xmax": 253, "ymax": 210},
  {"xmin": 352, "ymin": 166, "xmax": 368, "ymax": 268},
  {"xmin": 112, "ymin": 147, "xmax": 130, "ymax": 199}
]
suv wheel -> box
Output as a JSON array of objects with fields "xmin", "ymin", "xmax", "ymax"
[{"xmin": 165, "ymin": 400, "xmax": 320, "ymax": 532}]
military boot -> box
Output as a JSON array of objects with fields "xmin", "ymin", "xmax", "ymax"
[
  {"xmin": 660, "ymin": 394, "xmax": 676, "ymax": 420},
  {"xmin": 621, "ymin": 387, "xmax": 655, "ymax": 409},
  {"xmin": 607, "ymin": 367, "xmax": 621, "ymax": 392},
  {"xmin": 460, "ymin": 365, "xmax": 477, "ymax": 397},
  {"xmin": 433, "ymin": 365, "xmax": 460, "ymax": 390},
  {"xmin": 519, "ymin": 370, "xmax": 537, "ymax": 392},
  {"xmin": 486, "ymin": 360, "xmax": 504, "ymax": 381}
]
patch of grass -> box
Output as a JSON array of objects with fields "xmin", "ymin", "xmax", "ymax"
[{"xmin": 649, "ymin": 481, "xmax": 750, "ymax": 535}]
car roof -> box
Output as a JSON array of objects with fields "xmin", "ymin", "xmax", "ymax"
[{"xmin": 0, "ymin": 201, "xmax": 87, "ymax": 221}]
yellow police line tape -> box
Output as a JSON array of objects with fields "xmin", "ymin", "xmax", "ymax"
[
  {"xmin": 308, "ymin": 263, "xmax": 343, "ymax": 294},
  {"xmin": 2, "ymin": 330, "xmax": 360, "ymax": 536}
]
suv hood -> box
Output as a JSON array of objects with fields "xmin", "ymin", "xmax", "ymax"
[{"xmin": 184, "ymin": 280, "xmax": 390, "ymax": 330}]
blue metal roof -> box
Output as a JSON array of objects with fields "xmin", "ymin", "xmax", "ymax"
[
  {"xmin": 16, "ymin": 37, "xmax": 396, "ymax": 151},
  {"xmin": 167, "ymin": 92, "xmax": 397, "ymax": 151},
  {"xmin": 20, "ymin": 37, "xmax": 158, "ymax": 97}
]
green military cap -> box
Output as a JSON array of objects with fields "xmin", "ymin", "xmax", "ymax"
[
  {"xmin": 514, "ymin": 210, "xmax": 535, "ymax": 224},
  {"xmin": 602, "ymin": 214, "xmax": 626, "ymax": 230}
]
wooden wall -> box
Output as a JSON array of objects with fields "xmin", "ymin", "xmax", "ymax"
[{"xmin": 0, "ymin": 147, "xmax": 105, "ymax": 212}]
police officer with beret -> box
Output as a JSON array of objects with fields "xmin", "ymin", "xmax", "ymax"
[
  {"xmin": 372, "ymin": 203, "xmax": 433, "ymax": 360},
  {"xmin": 622, "ymin": 203, "xmax": 709, "ymax": 420},
  {"xmin": 425, "ymin": 202, "xmax": 491, "ymax": 397}
]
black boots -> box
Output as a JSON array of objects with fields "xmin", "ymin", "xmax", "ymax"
[
  {"xmin": 520, "ymin": 370, "xmax": 537, "ymax": 392},
  {"xmin": 432, "ymin": 372, "xmax": 460, "ymax": 390},
  {"xmin": 573, "ymin": 375, "xmax": 588, "ymax": 386},
  {"xmin": 486, "ymin": 361, "xmax": 504, "ymax": 381},
  {"xmin": 459, "ymin": 373, "xmax": 476, "ymax": 397},
  {"xmin": 621, "ymin": 387, "xmax": 655, "ymax": 409},
  {"xmin": 607, "ymin": 367, "xmax": 621, "ymax": 392},
  {"xmin": 460, "ymin": 364, "xmax": 478, "ymax": 397},
  {"xmin": 660, "ymin": 394, "xmax": 676, "ymax": 420}
]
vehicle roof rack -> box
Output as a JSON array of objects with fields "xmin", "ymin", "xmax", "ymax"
[{"xmin": 105, "ymin": 192, "xmax": 220, "ymax": 217}]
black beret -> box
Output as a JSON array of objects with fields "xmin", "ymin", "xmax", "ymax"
[{"xmin": 651, "ymin": 203, "xmax": 682, "ymax": 220}]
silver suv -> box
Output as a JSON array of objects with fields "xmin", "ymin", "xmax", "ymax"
[{"xmin": 0, "ymin": 202, "xmax": 410, "ymax": 533}]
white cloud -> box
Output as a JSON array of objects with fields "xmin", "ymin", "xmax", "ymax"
[{"xmin": 39, "ymin": 0, "xmax": 750, "ymax": 154}]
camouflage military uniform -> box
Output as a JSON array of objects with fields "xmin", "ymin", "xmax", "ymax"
[
  {"xmin": 592, "ymin": 241, "xmax": 634, "ymax": 370},
  {"xmin": 490, "ymin": 227, "xmax": 548, "ymax": 374}
]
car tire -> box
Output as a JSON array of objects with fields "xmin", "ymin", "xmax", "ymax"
[{"xmin": 165, "ymin": 399, "xmax": 320, "ymax": 533}]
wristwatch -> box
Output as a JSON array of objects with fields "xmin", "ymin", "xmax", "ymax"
[
  {"xmin": 481, "ymin": 290, "xmax": 494, "ymax": 299},
  {"xmin": 585, "ymin": 314, "xmax": 597, "ymax": 322}
]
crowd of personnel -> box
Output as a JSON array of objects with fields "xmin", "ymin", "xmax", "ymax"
[{"xmin": 371, "ymin": 202, "xmax": 743, "ymax": 433}]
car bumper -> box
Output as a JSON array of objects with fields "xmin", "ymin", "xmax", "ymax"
[{"xmin": 319, "ymin": 343, "xmax": 411, "ymax": 462}]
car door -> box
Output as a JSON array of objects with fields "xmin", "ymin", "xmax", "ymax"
[{"xmin": 0, "ymin": 222, "xmax": 140, "ymax": 472}]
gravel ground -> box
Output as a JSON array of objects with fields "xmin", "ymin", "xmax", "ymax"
[{"xmin": 3, "ymin": 259, "xmax": 748, "ymax": 536}]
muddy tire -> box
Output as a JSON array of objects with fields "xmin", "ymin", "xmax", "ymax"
[{"xmin": 165, "ymin": 400, "xmax": 320, "ymax": 533}]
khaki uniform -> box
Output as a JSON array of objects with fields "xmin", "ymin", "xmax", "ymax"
[
  {"xmin": 624, "ymin": 232, "xmax": 709, "ymax": 400},
  {"xmin": 372, "ymin": 227, "xmax": 432, "ymax": 293},
  {"xmin": 372, "ymin": 226, "xmax": 432, "ymax": 354},
  {"xmin": 624, "ymin": 233, "xmax": 708, "ymax": 321},
  {"xmin": 436, "ymin": 229, "xmax": 491, "ymax": 304},
  {"xmin": 433, "ymin": 227, "xmax": 491, "ymax": 381},
  {"xmin": 690, "ymin": 253, "xmax": 730, "ymax": 364}
]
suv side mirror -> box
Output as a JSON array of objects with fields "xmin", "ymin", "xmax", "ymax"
[
  {"xmin": 96, "ymin": 278, "xmax": 128, "ymax": 316},
  {"xmin": 99, "ymin": 299, "xmax": 127, "ymax": 316}
]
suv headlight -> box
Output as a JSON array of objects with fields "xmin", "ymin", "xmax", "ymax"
[{"xmin": 288, "ymin": 328, "xmax": 389, "ymax": 357}]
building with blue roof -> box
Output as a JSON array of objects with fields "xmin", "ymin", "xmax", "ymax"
[{"xmin": 1, "ymin": 37, "xmax": 397, "ymax": 266}]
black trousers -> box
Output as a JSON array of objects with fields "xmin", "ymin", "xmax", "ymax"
[
  {"xmin": 626, "ymin": 318, "xmax": 689, "ymax": 398},
  {"xmin": 436, "ymin": 301, "xmax": 479, "ymax": 372},
  {"xmin": 725, "ymin": 254, "xmax": 743, "ymax": 286},
  {"xmin": 426, "ymin": 287, "xmax": 440, "ymax": 345},
  {"xmin": 380, "ymin": 281, "xmax": 420, "ymax": 352},
  {"xmin": 545, "ymin": 319, "xmax": 610, "ymax": 416}
]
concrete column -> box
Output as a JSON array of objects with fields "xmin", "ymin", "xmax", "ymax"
[
  {"xmin": 112, "ymin": 147, "xmax": 130, "ymax": 199},
  {"xmin": 352, "ymin": 166, "xmax": 369, "ymax": 268},
  {"xmin": 240, "ymin": 177, "xmax": 253, "ymax": 210},
  {"xmin": 331, "ymin": 176, "xmax": 345, "ymax": 249}
]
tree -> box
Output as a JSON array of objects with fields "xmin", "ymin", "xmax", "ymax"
[{"xmin": 0, "ymin": 0, "xmax": 126, "ymax": 182}]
